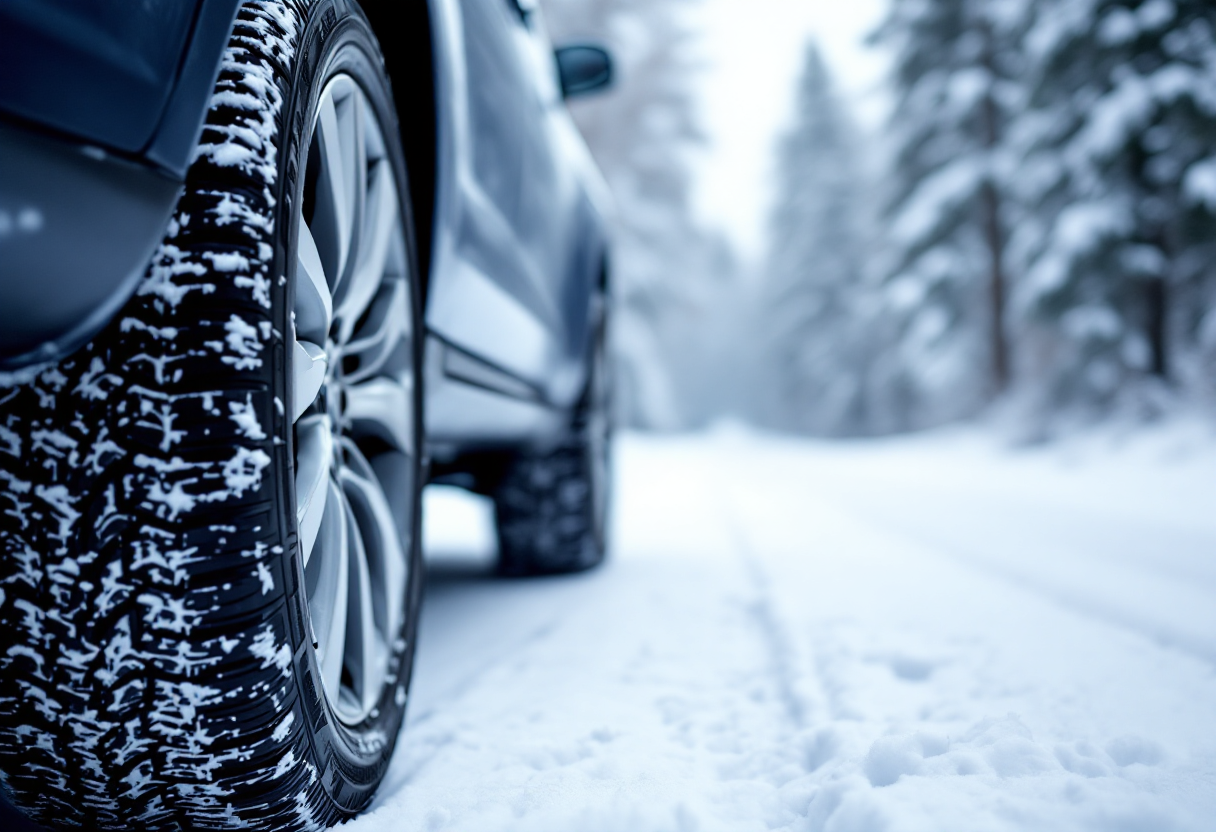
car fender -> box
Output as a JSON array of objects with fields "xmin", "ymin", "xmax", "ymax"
[{"xmin": 0, "ymin": 0, "xmax": 243, "ymax": 370}]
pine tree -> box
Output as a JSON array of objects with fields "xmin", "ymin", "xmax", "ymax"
[
  {"xmin": 1014, "ymin": 0, "xmax": 1216, "ymax": 416},
  {"xmin": 874, "ymin": 0, "xmax": 1029, "ymax": 427},
  {"xmin": 762, "ymin": 43, "xmax": 877, "ymax": 435}
]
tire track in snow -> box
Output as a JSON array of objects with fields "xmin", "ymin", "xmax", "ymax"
[
  {"xmin": 723, "ymin": 515, "xmax": 810, "ymax": 730},
  {"xmin": 812, "ymin": 490, "xmax": 1216, "ymax": 669}
]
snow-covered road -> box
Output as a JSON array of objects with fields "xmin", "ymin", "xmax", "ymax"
[{"xmin": 347, "ymin": 426, "xmax": 1216, "ymax": 832}]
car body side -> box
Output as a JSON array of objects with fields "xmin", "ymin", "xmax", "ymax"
[
  {"xmin": 408, "ymin": 0, "xmax": 612, "ymax": 455},
  {"xmin": 0, "ymin": 0, "xmax": 611, "ymax": 459}
]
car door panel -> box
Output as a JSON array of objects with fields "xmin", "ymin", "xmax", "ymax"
[
  {"xmin": 510, "ymin": 7, "xmax": 609, "ymax": 362},
  {"xmin": 426, "ymin": 0, "xmax": 571, "ymax": 399},
  {"xmin": 424, "ymin": 0, "xmax": 608, "ymax": 422}
]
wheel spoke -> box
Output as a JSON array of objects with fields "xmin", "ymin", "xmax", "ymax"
[
  {"xmin": 313, "ymin": 478, "xmax": 349, "ymax": 699},
  {"xmin": 362, "ymin": 91, "xmax": 388, "ymax": 164},
  {"xmin": 342, "ymin": 278, "xmax": 410, "ymax": 386},
  {"xmin": 340, "ymin": 439, "xmax": 408, "ymax": 640},
  {"xmin": 340, "ymin": 491, "xmax": 380, "ymax": 718},
  {"xmin": 335, "ymin": 160, "xmax": 397, "ymax": 346},
  {"xmin": 344, "ymin": 377, "xmax": 414, "ymax": 456},
  {"xmin": 304, "ymin": 477, "xmax": 339, "ymax": 638},
  {"xmin": 295, "ymin": 221, "xmax": 332, "ymax": 344},
  {"xmin": 314, "ymin": 92, "xmax": 353, "ymax": 291},
  {"xmin": 295, "ymin": 415, "xmax": 333, "ymax": 566},
  {"xmin": 292, "ymin": 339, "xmax": 328, "ymax": 422},
  {"xmin": 338, "ymin": 80, "xmax": 367, "ymax": 289}
]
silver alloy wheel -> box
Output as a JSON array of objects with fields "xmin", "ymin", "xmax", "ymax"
[{"xmin": 291, "ymin": 74, "xmax": 414, "ymax": 726}]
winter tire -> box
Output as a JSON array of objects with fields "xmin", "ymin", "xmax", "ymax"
[
  {"xmin": 494, "ymin": 290, "xmax": 612, "ymax": 576},
  {"xmin": 0, "ymin": 2, "xmax": 423, "ymax": 829}
]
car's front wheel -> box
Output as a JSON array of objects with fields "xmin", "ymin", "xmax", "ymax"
[{"xmin": 0, "ymin": 2, "xmax": 422, "ymax": 829}]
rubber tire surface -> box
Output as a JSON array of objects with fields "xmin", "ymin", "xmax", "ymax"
[
  {"xmin": 0, "ymin": 2, "xmax": 423, "ymax": 829},
  {"xmin": 494, "ymin": 296, "xmax": 610, "ymax": 577}
]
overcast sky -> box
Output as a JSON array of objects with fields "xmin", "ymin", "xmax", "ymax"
[{"xmin": 691, "ymin": 0, "xmax": 890, "ymax": 264}]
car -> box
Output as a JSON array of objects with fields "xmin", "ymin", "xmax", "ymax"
[{"xmin": 0, "ymin": 0, "xmax": 613, "ymax": 828}]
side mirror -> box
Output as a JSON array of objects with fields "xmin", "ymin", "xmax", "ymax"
[{"xmin": 554, "ymin": 44, "xmax": 614, "ymax": 99}]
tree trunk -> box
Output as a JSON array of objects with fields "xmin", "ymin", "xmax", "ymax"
[
  {"xmin": 978, "ymin": 21, "xmax": 1009, "ymax": 397},
  {"xmin": 1146, "ymin": 275, "xmax": 1168, "ymax": 378},
  {"xmin": 980, "ymin": 179, "xmax": 1008, "ymax": 394},
  {"xmin": 1141, "ymin": 196, "xmax": 1172, "ymax": 380}
]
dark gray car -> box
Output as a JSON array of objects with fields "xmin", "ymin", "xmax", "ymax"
[{"xmin": 0, "ymin": 0, "xmax": 613, "ymax": 828}]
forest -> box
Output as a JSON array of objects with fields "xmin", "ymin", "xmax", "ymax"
[{"xmin": 543, "ymin": 0, "xmax": 1216, "ymax": 437}]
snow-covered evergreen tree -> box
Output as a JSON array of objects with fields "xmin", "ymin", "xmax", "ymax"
[
  {"xmin": 1012, "ymin": 0, "xmax": 1216, "ymax": 418},
  {"xmin": 873, "ymin": 0, "xmax": 1029, "ymax": 428},
  {"xmin": 761, "ymin": 43, "xmax": 878, "ymax": 435}
]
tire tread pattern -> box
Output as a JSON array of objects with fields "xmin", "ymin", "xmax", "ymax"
[
  {"xmin": 0, "ymin": 4, "xmax": 340, "ymax": 829},
  {"xmin": 495, "ymin": 444, "xmax": 603, "ymax": 576}
]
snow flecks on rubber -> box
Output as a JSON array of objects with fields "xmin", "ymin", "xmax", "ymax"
[
  {"xmin": 272, "ymin": 711, "xmax": 295, "ymax": 743},
  {"xmin": 1, "ymin": 489, "xmax": 32, "ymax": 532},
  {"xmin": 229, "ymin": 394, "xmax": 268, "ymax": 440},
  {"xmin": 131, "ymin": 539, "xmax": 200, "ymax": 588},
  {"xmin": 134, "ymin": 455, "xmax": 201, "ymax": 475},
  {"xmin": 138, "ymin": 592, "xmax": 203, "ymax": 636},
  {"xmin": 0, "ymin": 362, "xmax": 54, "ymax": 390},
  {"xmin": 196, "ymin": 0, "xmax": 297, "ymax": 196},
  {"xmin": 206, "ymin": 315, "xmax": 265, "ymax": 371},
  {"xmin": 256, "ymin": 561, "xmax": 275, "ymax": 595},
  {"xmin": 149, "ymin": 679, "xmax": 222, "ymax": 740},
  {"xmin": 139, "ymin": 244, "xmax": 215, "ymax": 311},
  {"xmin": 94, "ymin": 565, "xmax": 135, "ymax": 621},
  {"xmin": 29, "ymin": 430, "xmax": 79, "ymax": 482},
  {"xmin": 134, "ymin": 442, "xmax": 270, "ymax": 521},
  {"xmin": 271, "ymin": 750, "xmax": 298, "ymax": 780},
  {"xmin": 82, "ymin": 427, "xmax": 126, "ymax": 475},
  {"xmin": 0, "ymin": 469, "xmax": 32, "ymax": 496},
  {"xmin": 74, "ymin": 357, "xmax": 123, "ymax": 402},
  {"xmin": 134, "ymin": 400, "xmax": 187, "ymax": 453},
  {"xmin": 129, "ymin": 350, "xmax": 191, "ymax": 386},
  {"xmin": 145, "ymin": 478, "xmax": 198, "ymax": 522},
  {"xmin": 216, "ymin": 446, "xmax": 271, "ymax": 499},
  {"xmin": 236, "ymin": 273, "xmax": 273, "ymax": 309},
  {"xmin": 121, "ymin": 318, "xmax": 180, "ymax": 342},
  {"xmin": 1, "ymin": 424, "xmax": 23, "ymax": 458},
  {"xmin": 293, "ymin": 786, "xmax": 325, "ymax": 832},
  {"xmin": 29, "ymin": 428, "xmax": 76, "ymax": 456},
  {"xmin": 34, "ymin": 484, "xmax": 80, "ymax": 545},
  {"xmin": 211, "ymin": 192, "xmax": 273, "ymax": 238},
  {"xmin": 249, "ymin": 624, "xmax": 292, "ymax": 677},
  {"xmin": 204, "ymin": 251, "xmax": 251, "ymax": 274}
]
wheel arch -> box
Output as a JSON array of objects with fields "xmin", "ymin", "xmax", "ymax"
[{"xmin": 360, "ymin": 0, "xmax": 441, "ymax": 305}]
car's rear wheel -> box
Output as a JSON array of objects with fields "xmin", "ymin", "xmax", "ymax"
[
  {"xmin": 494, "ymin": 289, "xmax": 612, "ymax": 575},
  {"xmin": 0, "ymin": 2, "xmax": 422, "ymax": 829}
]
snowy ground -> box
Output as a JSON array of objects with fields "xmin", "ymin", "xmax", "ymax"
[{"xmin": 345, "ymin": 423, "xmax": 1216, "ymax": 832}]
